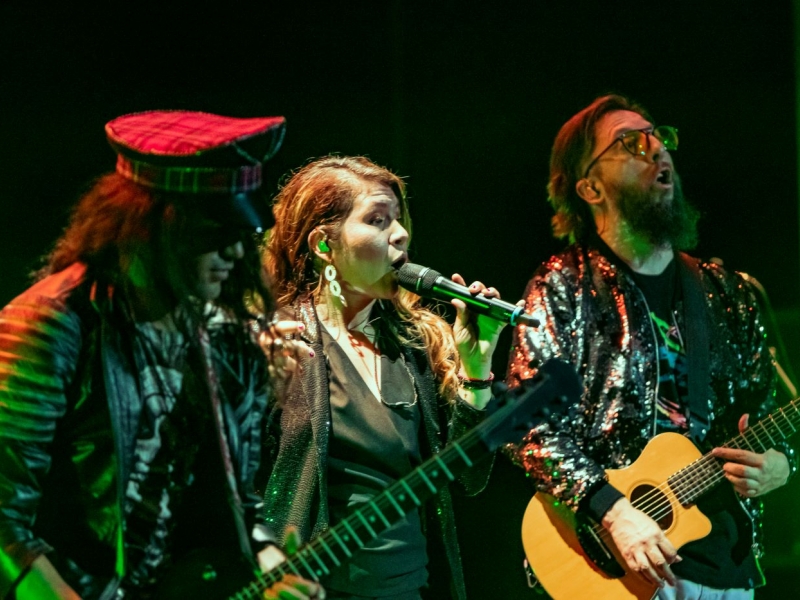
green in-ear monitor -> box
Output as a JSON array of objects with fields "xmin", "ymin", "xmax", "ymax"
[{"xmin": 318, "ymin": 239, "xmax": 331, "ymax": 253}]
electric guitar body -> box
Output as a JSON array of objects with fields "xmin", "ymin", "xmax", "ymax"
[{"xmin": 522, "ymin": 432, "xmax": 712, "ymax": 600}]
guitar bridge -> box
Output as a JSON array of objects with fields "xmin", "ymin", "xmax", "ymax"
[{"xmin": 576, "ymin": 519, "xmax": 625, "ymax": 579}]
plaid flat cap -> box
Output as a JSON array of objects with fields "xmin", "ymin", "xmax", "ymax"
[{"xmin": 105, "ymin": 110, "xmax": 286, "ymax": 194}]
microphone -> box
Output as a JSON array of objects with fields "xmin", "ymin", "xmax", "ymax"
[{"xmin": 395, "ymin": 262, "xmax": 539, "ymax": 327}]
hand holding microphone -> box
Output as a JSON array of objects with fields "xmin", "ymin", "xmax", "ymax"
[
  {"xmin": 394, "ymin": 262, "xmax": 538, "ymax": 407},
  {"xmin": 395, "ymin": 262, "xmax": 539, "ymax": 327},
  {"xmin": 395, "ymin": 262, "xmax": 537, "ymax": 405}
]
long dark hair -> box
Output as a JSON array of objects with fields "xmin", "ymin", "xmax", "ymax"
[{"xmin": 40, "ymin": 172, "xmax": 274, "ymax": 325}]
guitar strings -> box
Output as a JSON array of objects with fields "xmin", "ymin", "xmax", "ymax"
[
  {"xmin": 235, "ymin": 417, "xmax": 496, "ymax": 599},
  {"xmin": 239, "ymin": 398, "xmax": 800, "ymax": 596},
  {"xmin": 587, "ymin": 400, "xmax": 800, "ymax": 540},
  {"xmin": 627, "ymin": 401, "xmax": 798, "ymax": 520},
  {"xmin": 590, "ymin": 422, "xmax": 779, "ymax": 539},
  {"xmin": 591, "ymin": 408, "xmax": 800, "ymax": 542}
]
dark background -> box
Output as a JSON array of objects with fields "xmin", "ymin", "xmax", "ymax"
[{"xmin": 1, "ymin": 1, "xmax": 798, "ymax": 596}]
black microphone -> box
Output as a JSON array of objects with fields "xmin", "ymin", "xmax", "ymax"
[{"xmin": 395, "ymin": 262, "xmax": 539, "ymax": 327}]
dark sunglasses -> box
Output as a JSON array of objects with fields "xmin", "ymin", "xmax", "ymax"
[
  {"xmin": 191, "ymin": 222, "xmax": 262, "ymax": 255},
  {"xmin": 583, "ymin": 125, "xmax": 679, "ymax": 179}
]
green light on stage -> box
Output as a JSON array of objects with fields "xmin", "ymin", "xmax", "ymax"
[{"xmin": 202, "ymin": 565, "xmax": 218, "ymax": 581}]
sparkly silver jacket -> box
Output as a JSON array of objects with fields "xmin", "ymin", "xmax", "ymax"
[{"xmin": 506, "ymin": 242, "xmax": 796, "ymax": 558}]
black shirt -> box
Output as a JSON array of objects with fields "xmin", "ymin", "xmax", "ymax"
[
  {"xmin": 617, "ymin": 249, "xmax": 762, "ymax": 589},
  {"xmin": 321, "ymin": 324, "xmax": 429, "ymax": 597}
]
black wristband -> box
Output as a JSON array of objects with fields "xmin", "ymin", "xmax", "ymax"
[{"xmin": 458, "ymin": 372, "xmax": 494, "ymax": 390}]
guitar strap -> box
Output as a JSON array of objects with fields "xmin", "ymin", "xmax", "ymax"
[
  {"xmin": 197, "ymin": 327, "xmax": 252, "ymax": 558},
  {"xmin": 677, "ymin": 253, "xmax": 711, "ymax": 443}
]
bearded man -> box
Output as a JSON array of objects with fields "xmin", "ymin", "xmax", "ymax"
[{"xmin": 507, "ymin": 95, "xmax": 797, "ymax": 599}]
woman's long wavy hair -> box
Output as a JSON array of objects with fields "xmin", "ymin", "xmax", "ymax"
[
  {"xmin": 39, "ymin": 172, "xmax": 274, "ymax": 327},
  {"xmin": 265, "ymin": 156, "xmax": 460, "ymax": 399}
]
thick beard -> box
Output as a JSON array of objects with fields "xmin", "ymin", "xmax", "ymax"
[{"xmin": 616, "ymin": 173, "xmax": 699, "ymax": 250}]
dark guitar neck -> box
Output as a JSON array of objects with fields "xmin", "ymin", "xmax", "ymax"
[
  {"xmin": 151, "ymin": 359, "xmax": 578, "ymax": 600},
  {"xmin": 223, "ymin": 358, "xmax": 578, "ymax": 600},
  {"xmin": 234, "ymin": 431, "xmax": 488, "ymax": 598}
]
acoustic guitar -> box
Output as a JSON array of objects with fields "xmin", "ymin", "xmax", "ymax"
[
  {"xmin": 521, "ymin": 396, "xmax": 800, "ymax": 600},
  {"xmin": 154, "ymin": 357, "xmax": 581, "ymax": 598}
]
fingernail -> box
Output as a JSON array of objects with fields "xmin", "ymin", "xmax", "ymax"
[
  {"xmin": 676, "ymin": 555, "xmax": 683, "ymax": 562},
  {"xmin": 297, "ymin": 323, "xmax": 305, "ymax": 331},
  {"xmin": 309, "ymin": 350, "xmax": 315, "ymax": 358}
]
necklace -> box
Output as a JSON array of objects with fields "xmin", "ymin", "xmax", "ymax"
[
  {"xmin": 345, "ymin": 321, "xmax": 378, "ymax": 378},
  {"xmin": 359, "ymin": 320, "xmax": 417, "ymax": 409},
  {"xmin": 320, "ymin": 304, "xmax": 418, "ymax": 408},
  {"xmin": 325, "ymin": 313, "xmax": 418, "ymax": 409}
]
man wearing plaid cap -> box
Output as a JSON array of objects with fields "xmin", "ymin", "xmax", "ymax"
[{"xmin": 0, "ymin": 111, "xmax": 322, "ymax": 599}]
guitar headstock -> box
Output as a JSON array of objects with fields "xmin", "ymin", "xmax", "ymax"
[{"xmin": 480, "ymin": 358, "xmax": 581, "ymax": 450}]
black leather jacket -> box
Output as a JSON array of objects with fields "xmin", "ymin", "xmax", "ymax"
[
  {"xmin": 506, "ymin": 243, "xmax": 797, "ymax": 563},
  {"xmin": 262, "ymin": 298, "xmax": 493, "ymax": 600},
  {"xmin": 0, "ymin": 263, "xmax": 270, "ymax": 599}
]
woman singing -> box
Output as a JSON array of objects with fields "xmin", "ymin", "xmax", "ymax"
[{"xmin": 261, "ymin": 156, "xmax": 504, "ymax": 599}]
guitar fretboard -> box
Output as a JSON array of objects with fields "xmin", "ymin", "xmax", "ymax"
[
  {"xmin": 667, "ymin": 397, "xmax": 800, "ymax": 506},
  {"xmin": 222, "ymin": 361, "xmax": 572, "ymax": 600},
  {"xmin": 229, "ymin": 428, "xmax": 487, "ymax": 599}
]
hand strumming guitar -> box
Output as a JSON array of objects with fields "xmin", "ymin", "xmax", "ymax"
[
  {"xmin": 257, "ymin": 527, "xmax": 326, "ymax": 600},
  {"xmin": 601, "ymin": 497, "xmax": 682, "ymax": 589}
]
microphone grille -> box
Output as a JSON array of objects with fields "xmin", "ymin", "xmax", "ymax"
[{"xmin": 396, "ymin": 262, "xmax": 442, "ymax": 292}]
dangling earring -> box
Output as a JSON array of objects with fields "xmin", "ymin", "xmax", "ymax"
[
  {"xmin": 317, "ymin": 236, "xmax": 346, "ymax": 306},
  {"xmin": 324, "ymin": 264, "xmax": 347, "ymax": 307}
]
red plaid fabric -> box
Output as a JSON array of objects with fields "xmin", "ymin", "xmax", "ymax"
[
  {"xmin": 115, "ymin": 156, "xmax": 263, "ymax": 194},
  {"xmin": 105, "ymin": 111, "xmax": 286, "ymax": 157},
  {"xmin": 105, "ymin": 110, "xmax": 285, "ymax": 193}
]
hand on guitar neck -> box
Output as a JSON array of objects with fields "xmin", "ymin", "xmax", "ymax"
[
  {"xmin": 522, "ymin": 403, "xmax": 798, "ymax": 600},
  {"xmin": 711, "ymin": 413, "xmax": 791, "ymax": 498},
  {"xmin": 600, "ymin": 497, "xmax": 683, "ymax": 589},
  {"xmin": 599, "ymin": 411, "xmax": 791, "ymax": 592}
]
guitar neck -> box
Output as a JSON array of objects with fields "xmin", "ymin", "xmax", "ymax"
[
  {"xmin": 234, "ymin": 427, "xmax": 490, "ymax": 599},
  {"xmin": 668, "ymin": 396, "xmax": 800, "ymax": 506},
  {"xmin": 225, "ymin": 359, "xmax": 577, "ymax": 600}
]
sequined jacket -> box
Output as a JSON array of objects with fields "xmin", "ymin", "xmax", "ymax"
[
  {"xmin": 506, "ymin": 242, "xmax": 797, "ymax": 560},
  {"xmin": 262, "ymin": 298, "xmax": 493, "ymax": 600},
  {"xmin": 0, "ymin": 263, "xmax": 270, "ymax": 599}
]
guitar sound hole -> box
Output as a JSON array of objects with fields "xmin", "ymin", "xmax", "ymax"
[{"xmin": 631, "ymin": 484, "xmax": 674, "ymax": 530}]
